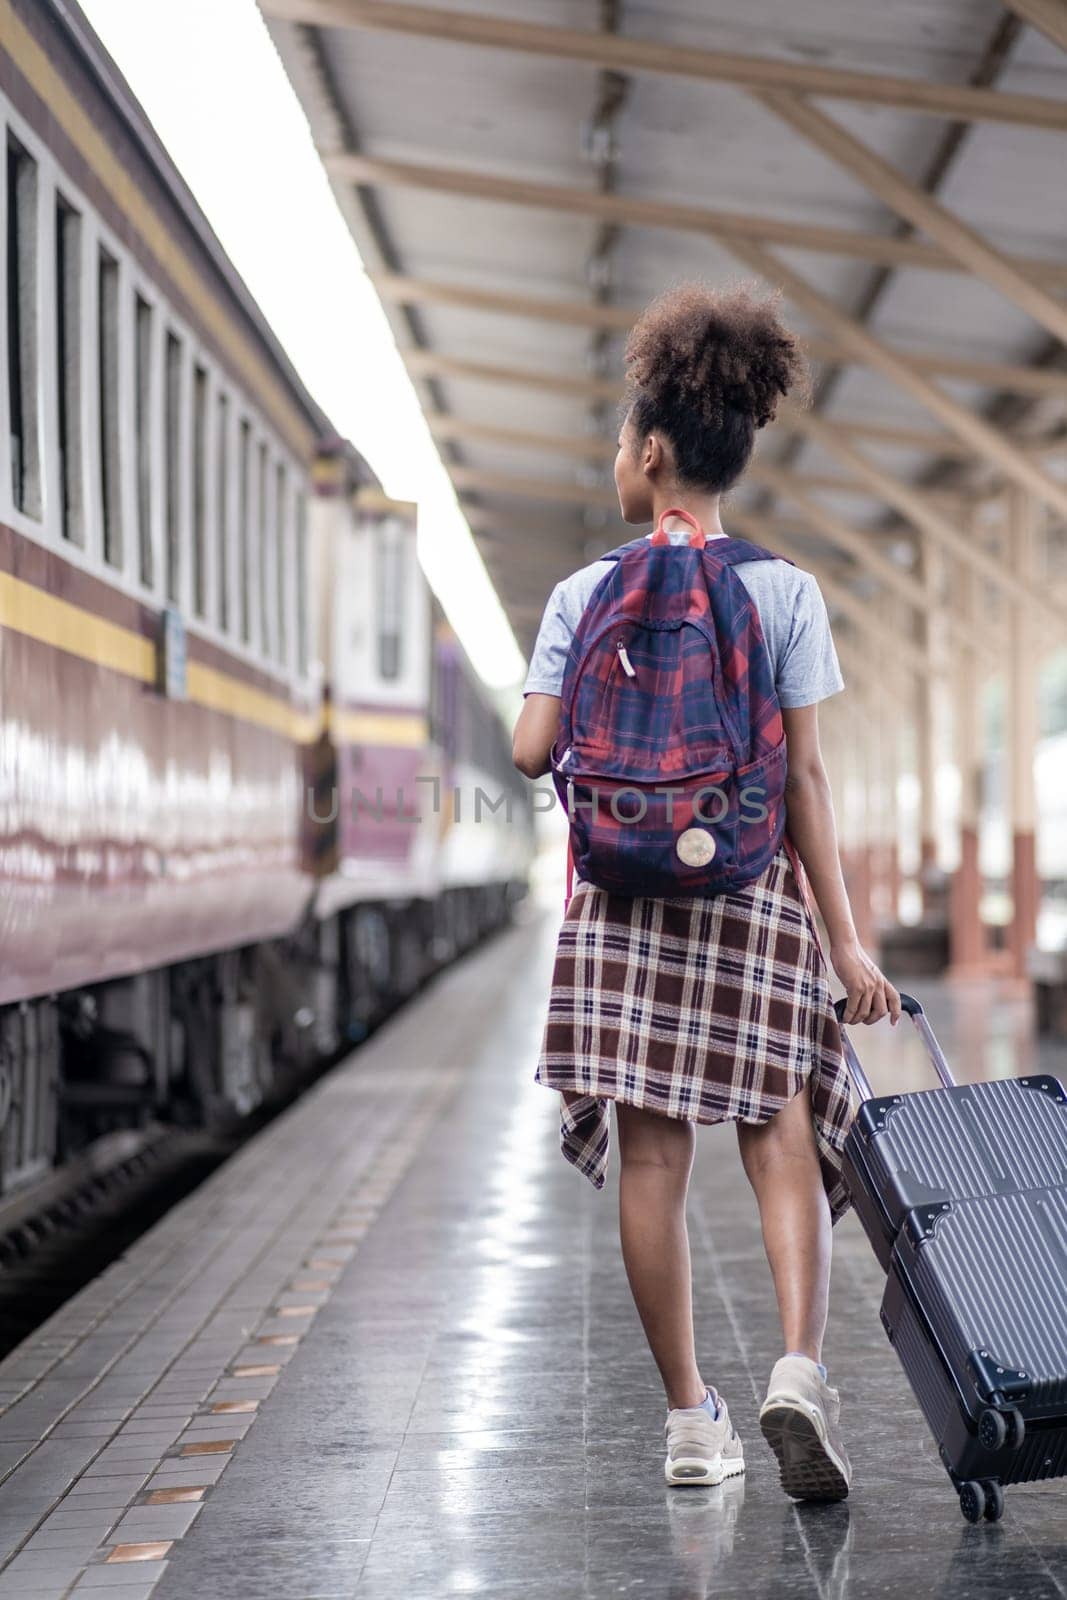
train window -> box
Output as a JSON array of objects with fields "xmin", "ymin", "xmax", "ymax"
[
  {"xmin": 294, "ymin": 490, "xmax": 308, "ymax": 676},
  {"xmin": 164, "ymin": 330, "xmax": 182, "ymax": 603},
  {"xmin": 6, "ymin": 133, "xmax": 40, "ymax": 517},
  {"xmin": 55, "ymin": 196, "xmax": 83, "ymax": 543},
  {"xmin": 191, "ymin": 363, "xmax": 208, "ymax": 617},
  {"xmin": 257, "ymin": 440, "xmax": 270, "ymax": 658},
  {"xmin": 134, "ymin": 294, "xmax": 153, "ymax": 585},
  {"xmin": 216, "ymin": 391, "xmax": 230, "ymax": 632},
  {"xmin": 377, "ymin": 523, "xmax": 404, "ymax": 680},
  {"xmin": 238, "ymin": 417, "xmax": 251, "ymax": 643},
  {"xmin": 275, "ymin": 461, "xmax": 287, "ymax": 665},
  {"xmin": 97, "ymin": 247, "xmax": 121, "ymax": 567}
]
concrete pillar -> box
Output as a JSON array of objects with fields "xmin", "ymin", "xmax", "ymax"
[
  {"xmin": 884, "ymin": 694, "xmax": 903, "ymax": 923},
  {"xmin": 948, "ymin": 551, "xmax": 987, "ymax": 976},
  {"xmin": 1006, "ymin": 488, "xmax": 1041, "ymax": 983}
]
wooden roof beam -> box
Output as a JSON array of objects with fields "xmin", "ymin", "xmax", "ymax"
[
  {"xmin": 373, "ymin": 273, "xmax": 1067, "ymax": 400},
  {"xmin": 328, "ymin": 150, "xmax": 1067, "ymax": 288},
  {"xmin": 442, "ymin": 420, "xmax": 1066, "ymax": 628},
  {"xmin": 260, "ymin": 0, "xmax": 1067, "ymax": 129},
  {"xmin": 450, "ymin": 464, "xmax": 619, "ymax": 508},
  {"xmin": 752, "ymin": 465, "xmax": 995, "ymax": 660},
  {"xmin": 725, "ymin": 512, "xmax": 931, "ymax": 679},
  {"xmin": 1001, "ymin": 0, "xmax": 1067, "ymax": 53},
  {"xmin": 754, "ymin": 92, "xmax": 1067, "ymax": 348},
  {"xmin": 469, "ymin": 489, "xmax": 923, "ymax": 679},
  {"xmin": 406, "ymin": 349, "xmax": 620, "ymax": 403},
  {"xmin": 789, "ymin": 408, "xmax": 1067, "ymax": 628},
  {"xmin": 725, "ymin": 239, "xmax": 1067, "ymax": 523},
  {"xmin": 373, "ymin": 271, "xmax": 633, "ymax": 330},
  {"xmin": 349, "ymin": 158, "xmax": 1067, "ymax": 498},
  {"xmin": 409, "ymin": 350, "xmax": 1067, "ymax": 458},
  {"xmin": 430, "ymin": 415, "xmax": 982, "ymax": 507},
  {"xmin": 437, "ymin": 417, "xmax": 993, "ymax": 654}
]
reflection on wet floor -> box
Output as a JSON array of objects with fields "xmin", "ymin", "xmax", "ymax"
[{"xmin": 154, "ymin": 909, "xmax": 1067, "ymax": 1600}]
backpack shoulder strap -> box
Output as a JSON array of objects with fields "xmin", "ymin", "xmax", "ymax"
[
  {"xmin": 711, "ymin": 536, "xmax": 794, "ymax": 568},
  {"xmin": 598, "ymin": 535, "xmax": 649, "ymax": 563}
]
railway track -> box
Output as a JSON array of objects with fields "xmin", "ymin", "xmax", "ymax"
[{"xmin": 0, "ymin": 1124, "xmax": 233, "ymax": 1360}]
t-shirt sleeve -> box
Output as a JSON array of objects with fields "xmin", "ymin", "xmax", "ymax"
[
  {"xmin": 522, "ymin": 580, "xmax": 575, "ymax": 697},
  {"xmin": 775, "ymin": 572, "xmax": 845, "ymax": 708}
]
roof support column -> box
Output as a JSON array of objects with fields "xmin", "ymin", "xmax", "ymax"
[
  {"xmin": 879, "ymin": 627, "xmax": 904, "ymax": 927},
  {"xmin": 948, "ymin": 530, "xmax": 988, "ymax": 978},
  {"xmin": 916, "ymin": 540, "xmax": 949, "ymax": 923},
  {"xmin": 1006, "ymin": 487, "xmax": 1041, "ymax": 985},
  {"xmin": 866, "ymin": 637, "xmax": 895, "ymax": 932}
]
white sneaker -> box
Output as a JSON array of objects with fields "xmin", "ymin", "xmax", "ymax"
[
  {"xmin": 664, "ymin": 1393, "xmax": 745, "ymax": 1487},
  {"xmin": 759, "ymin": 1355, "xmax": 851, "ymax": 1502}
]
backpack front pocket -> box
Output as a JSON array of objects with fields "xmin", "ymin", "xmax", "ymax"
[
  {"xmin": 557, "ymin": 734, "xmax": 788, "ymax": 898},
  {"xmin": 557, "ymin": 766, "xmax": 744, "ymax": 897}
]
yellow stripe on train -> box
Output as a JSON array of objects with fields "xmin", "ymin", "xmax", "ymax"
[
  {"xmin": 0, "ymin": 571, "xmax": 429, "ymax": 748},
  {"xmin": 0, "ymin": 571, "xmax": 156, "ymax": 683},
  {"xmin": 329, "ymin": 709, "xmax": 429, "ymax": 747},
  {"xmin": 183, "ymin": 662, "xmax": 319, "ymax": 743}
]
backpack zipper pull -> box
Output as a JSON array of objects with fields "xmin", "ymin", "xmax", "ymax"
[{"xmin": 616, "ymin": 640, "xmax": 636, "ymax": 678}]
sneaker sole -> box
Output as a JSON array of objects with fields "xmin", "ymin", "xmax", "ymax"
[
  {"xmin": 665, "ymin": 1452, "xmax": 745, "ymax": 1488},
  {"xmin": 759, "ymin": 1400, "xmax": 850, "ymax": 1502}
]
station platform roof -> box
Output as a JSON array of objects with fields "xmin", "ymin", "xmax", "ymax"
[{"xmin": 260, "ymin": 0, "xmax": 1067, "ymax": 655}]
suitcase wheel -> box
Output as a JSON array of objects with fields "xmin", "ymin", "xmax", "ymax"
[
  {"xmin": 982, "ymin": 1481, "xmax": 1005, "ymax": 1523},
  {"xmin": 958, "ymin": 1479, "xmax": 1005, "ymax": 1523},
  {"xmin": 959, "ymin": 1480, "xmax": 986, "ymax": 1523},
  {"xmin": 978, "ymin": 1409, "xmax": 1007, "ymax": 1452},
  {"xmin": 978, "ymin": 1405, "xmax": 1026, "ymax": 1455}
]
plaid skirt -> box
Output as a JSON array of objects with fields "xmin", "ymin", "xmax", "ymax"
[{"xmin": 534, "ymin": 843, "xmax": 853, "ymax": 1222}]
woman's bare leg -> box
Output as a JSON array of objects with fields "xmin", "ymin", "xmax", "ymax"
[
  {"xmin": 735, "ymin": 1080, "xmax": 832, "ymax": 1362},
  {"xmin": 614, "ymin": 1101, "xmax": 706, "ymax": 1410}
]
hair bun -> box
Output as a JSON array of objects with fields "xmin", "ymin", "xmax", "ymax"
[{"xmin": 624, "ymin": 281, "xmax": 808, "ymax": 432}]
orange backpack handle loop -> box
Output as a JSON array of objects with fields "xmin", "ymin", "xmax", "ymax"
[{"xmin": 650, "ymin": 507, "xmax": 706, "ymax": 549}]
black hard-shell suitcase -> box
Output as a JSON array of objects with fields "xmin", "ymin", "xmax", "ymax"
[
  {"xmin": 840, "ymin": 995, "xmax": 1067, "ymax": 1269},
  {"xmin": 837, "ymin": 993, "xmax": 1067, "ymax": 1523}
]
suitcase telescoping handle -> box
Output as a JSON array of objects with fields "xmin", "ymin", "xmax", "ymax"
[{"xmin": 832, "ymin": 992, "xmax": 956, "ymax": 1102}]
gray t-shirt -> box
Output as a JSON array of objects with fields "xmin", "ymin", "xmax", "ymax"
[{"xmin": 523, "ymin": 531, "xmax": 845, "ymax": 708}]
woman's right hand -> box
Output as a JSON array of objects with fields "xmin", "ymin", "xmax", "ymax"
[{"xmin": 829, "ymin": 937, "xmax": 902, "ymax": 1026}]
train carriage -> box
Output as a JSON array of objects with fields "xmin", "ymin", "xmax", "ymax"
[{"xmin": 0, "ymin": 0, "xmax": 532, "ymax": 1204}]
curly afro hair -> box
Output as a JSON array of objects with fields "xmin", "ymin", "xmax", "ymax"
[{"xmin": 623, "ymin": 281, "xmax": 809, "ymax": 493}]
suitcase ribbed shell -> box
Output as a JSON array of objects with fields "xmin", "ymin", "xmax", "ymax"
[
  {"xmin": 904, "ymin": 1188, "xmax": 1067, "ymax": 1409},
  {"xmin": 858, "ymin": 1076, "xmax": 1067, "ymax": 1223}
]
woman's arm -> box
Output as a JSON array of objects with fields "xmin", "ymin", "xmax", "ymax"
[
  {"xmin": 513, "ymin": 693, "xmax": 561, "ymax": 779},
  {"xmin": 781, "ymin": 704, "xmax": 901, "ymax": 1027}
]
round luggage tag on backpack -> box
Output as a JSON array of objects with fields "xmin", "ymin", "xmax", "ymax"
[{"xmin": 676, "ymin": 827, "xmax": 716, "ymax": 867}]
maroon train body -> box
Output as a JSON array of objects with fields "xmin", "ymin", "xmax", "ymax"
[{"xmin": 0, "ymin": 2, "xmax": 531, "ymax": 1199}]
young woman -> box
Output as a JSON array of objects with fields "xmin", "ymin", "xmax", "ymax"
[{"xmin": 513, "ymin": 283, "xmax": 900, "ymax": 1502}]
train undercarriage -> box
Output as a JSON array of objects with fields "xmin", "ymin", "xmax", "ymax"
[{"xmin": 0, "ymin": 883, "xmax": 525, "ymax": 1210}]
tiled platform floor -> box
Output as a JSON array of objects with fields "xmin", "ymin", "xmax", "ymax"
[{"xmin": 2, "ymin": 902, "xmax": 1066, "ymax": 1599}]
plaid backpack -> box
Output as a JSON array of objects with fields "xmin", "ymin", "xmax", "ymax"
[{"xmin": 551, "ymin": 507, "xmax": 792, "ymax": 899}]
